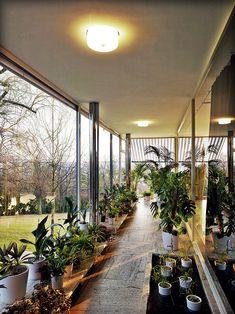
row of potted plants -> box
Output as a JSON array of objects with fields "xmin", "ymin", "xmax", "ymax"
[
  {"xmin": 99, "ymin": 183, "xmax": 138, "ymax": 225},
  {"xmin": 0, "ymin": 207, "xmax": 107, "ymax": 306},
  {"xmin": 151, "ymin": 252, "xmax": 202, "ymax": 312}
]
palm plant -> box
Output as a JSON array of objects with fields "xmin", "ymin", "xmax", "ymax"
[
  {"xmin": 131, "ymin": 163, "xmax": 147, "ymax": 191},
  {"xmin": 150, "ymin": 170, "xmax": 195, "ymax": 235},
  {"xmin": 79, "ymin": 199, "xmax": 89, "ymax": 224}
]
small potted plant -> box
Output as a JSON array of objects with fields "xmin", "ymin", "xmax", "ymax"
[
  {"xmin": 214, "ymin": 250, "xmax": 227, "ymax": 271},
  {"xmin": 179, "ymin": 270, "xmax": 193, "ymax": 289},
  {"xmin": 158, "ymin": 280, "xmax": 172, "ymax": 296},
  {"xmin": 0, "ymin": 242, "xmax": 31, "ymax": 304},
  {"xmin": 20, "ymin": 216, "xmax": 50, "ymax": 280},
  {"xmin": 161, "ymin": 265, "xmax": 172, "ymax": 277},
  {"xmin": 186, "ymin": 294, "xmax": 202, "ymax": 311},
  {"xmin": 107, "ymin": 204, "xmax": 119, "ymax": 225},
  {"xmin": 47, "ymin": 253, "xmax": 68, "ymax": 289},
  {"xmin": 99, "ymin": 193, "xmax": 110, "ymax": 222},
  {"xmin": 78, "ymin": 199, "xmax": 89, "ymax": 231},
  {"xmin": 180, "ymin": 242, "xmax": 193, "ymax": 268},
  {"xmin": 165, "ymin": 257, "xmax": 176, "ymax": 268}
]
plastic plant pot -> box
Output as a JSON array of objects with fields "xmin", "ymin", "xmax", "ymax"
[
  {"xmin": 181, "ymin": 257, "xmax": 192, "ymax": 268},
  {"xmin": 214, "ymin": 260, "xmax": 226, "ymax": 271},
  {"xmin": 179, "ymin": 276, "xmax": 192, "ymax": 289},
  {"xmin": 186, "ymin": 295, "xmax": 202, "ymax": 311},
  {"xmin": 165, "ymin": 257, "xmax": 176, "ymax": 268},
  {"xmin": 158, "ymin": 282, "xmax": 172, "ymax": 296},
  {"xmin": 161, "ymin": 265, "xmax": 172, "ymax": 277}
]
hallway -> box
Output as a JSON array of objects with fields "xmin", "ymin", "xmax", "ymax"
[{"xmin": 70, "ymin": 199, "xmax": 160, "ymax": 314}]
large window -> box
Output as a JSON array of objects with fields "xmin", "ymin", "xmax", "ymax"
[
  {"xmin": 0, "ymin": 67, "xmax": 76, "ymax": 246},
  {"xmin": 99, "ymin": 127, "xmax": 110, "ymax": 192},
  {"xmin": 81, "ymin": 114, "xmax": 89, "ymax": 199},
  {"xmin": 113, "ymin": 135, "xmax": 120, "ymax": 184}
]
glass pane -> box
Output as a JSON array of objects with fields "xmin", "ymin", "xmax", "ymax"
[
  {"xmin": 113, "ymin": 135, "xmax": 120, "ymax": 184},
  {"xmin": 81, "ymin": 114, "xmax": 89, "ymax": 199},
  {"xmin": 99, "ymin": 127, "xmax": 110, "ymax": 192},
  {"xmin": 0, "ymin": 67, "xmax": 76, "ymax": 248}
]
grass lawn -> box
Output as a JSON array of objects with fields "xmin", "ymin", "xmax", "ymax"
[{"xmin": 0, "ymin": 213, "xmax": 67, "ymax": 250}]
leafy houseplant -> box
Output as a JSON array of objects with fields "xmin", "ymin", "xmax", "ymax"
[
  {"xmin": 63, "ymin": 196, "xmax": 79, "ymax": 232},
  {"xmin": 214, "ymin": 250, "xmax": 227, "ymax": 271},
  {"xmin": 207, "ymin": 161, "xmax": 235, "ymax": 250},
  {"xmin": 150, "ymin": 170, "xmax": 195, "ymax": 250},
  {"xmin": 20, "ymin": 216, "xmax": 51, "ymax": 280},
  {"xmin": 99, "ymin": 193, "xmax": 111, "ymax": 222},
  {"xmin": 179, "ymin": 269, "xmax": 193, "ymax": 289},
  {"xmin": 0, "ymin": 242, "xmax": 31, "ymax": 304},
  {"xmin": 79, "ymin": 199, "xmax": 89, "ymax": 231},
  {"xmin": 180, "ymin": 242, "xmax": 193, "ymax": 268}
]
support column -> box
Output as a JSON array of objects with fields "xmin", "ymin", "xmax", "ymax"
[
  {"xmin": 89, "ymin": 102, "xmax": 99, "ymax": 225},
  {"xmin": 228, "ymin": 130, "xmax": 234, "ymax": 192},
  {"xmin": 76, "ymin": 105, "xmax": 81, "ymax": 220},
  {"xmin": 110, "ymin": 133, "xmax": 113, "ymax": 188},
  {"xmin": 119, "ymin": 135, "xmax": 122, "ymax": 184},
  {"xmin": 191, "ymin": 99, "xmax": 196, "ymax": 241},
  {"xmin": 125, "ymin": 133, "xmax": 131, "ymax": 189}
]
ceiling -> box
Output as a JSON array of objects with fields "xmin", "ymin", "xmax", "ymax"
[{"xmin": 0, "ymin": 0, "xmax": 234, "ymax": 137}]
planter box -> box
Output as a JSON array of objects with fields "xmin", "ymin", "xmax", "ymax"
[
  {"xmin": 147, "ymin": 253, "xmax": 211, "ymax": 313},
  {"xmin": 209, "ymin": 258, "xmax": 235, "ymax": 311}
]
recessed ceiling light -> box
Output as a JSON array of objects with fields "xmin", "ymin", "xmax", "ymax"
[
  {"xmin": 137, "ymin": 121, "xmax": 149, "ymax": 127},
  {"xmin": 218, "ymin": 118, "xmax": 232, "ymax": 125},
  {"xmin": 86, "ymin": 25, "xmax": 119, "ymax": 52}
]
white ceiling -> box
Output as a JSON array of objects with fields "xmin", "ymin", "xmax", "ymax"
[{"xmin": 1, "ymin": 0, "xmax": 234, "ymax": 137}]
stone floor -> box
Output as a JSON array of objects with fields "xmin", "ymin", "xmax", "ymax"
[{"xmin": 70, "ymin": 198, "xmax": 160, "ymax": 314}]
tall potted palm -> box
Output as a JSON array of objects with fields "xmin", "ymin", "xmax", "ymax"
[{"xmin": 150, "ymin": 170, "xmax": 195, "ymax": 250}]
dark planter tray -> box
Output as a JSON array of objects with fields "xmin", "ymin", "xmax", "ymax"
[
  {"xmin": 209, "ymin": 258, "xmax": 235, "ymax": 311},
  {"xmin": 147, "ymin": 254, "xmax": 211, "ymax": 313}
]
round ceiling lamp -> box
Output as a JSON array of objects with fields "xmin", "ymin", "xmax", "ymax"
[
  {"xmin": 218, "ymin": 118, "xmax": 232, "ymax": 125},
  {"xmin": 137, "ymin": 121, "xmax": 149, "ymax": 127},
  {"xmin": 86, "ymin": 25, "xmax": 119, "ymax": 52}
]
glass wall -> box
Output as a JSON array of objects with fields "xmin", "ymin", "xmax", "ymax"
[
  {"xmin": 99, "ymin": 126, "xmax": 110, "ymax": 192},
  {"xmin": 113, "ymin": 135, "xmax": 120, "ymax": 184},
  {"xmin": 0, "ymin": 66, "xmax": 76, "ymax": 247},
  {"xmin": 81, "ymin": 114, "xmax": 89, "ymax": 199}
]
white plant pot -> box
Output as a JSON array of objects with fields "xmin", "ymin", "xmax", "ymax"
[
  {"xmin": 162, "ymin": 231, "xmax": 178, "ymax": 251},
  {"xmin": 64, "ymin": 263, "xmax": 73, "ymax": 279},
  {"xmin": 108, "ymin": 217, "xmax": 114, "ymax": 225},
  {"xmin": 51, "ymin": 274, "xmax": 64, "ymax": 289},
  {"xmin": 214, "ymin": 260, "xmax": 226, "ymax": 271},
  {"xmin": 79, "ymin": 223, "xmax": 88, "ymax": 232},
  {"xmin": 186, "ymin": 295, "xmax": 202, "ymax": 311},
  {"xmin": 181, "ymin": 257, "xmax": 192, "ymax": 268},
  {"xmin": 161, "ymin": 266, "xmax": 172, "ymax": 277},
  {"xmin": 28, "ymin": 256, "xmax": 46, "ymax": 280},
  {"xmin": 0, "ymin": 265, "xmax": 28, "ymax": 305},
  {"xmin": 165, "ymin": 258, "xmax": 176, "ymax": 268},
  {"xmin": 179, "ymin": 276, "xmax": 192, "ymax": 289},
  {"xmin": 158, "ymin": 282, "xmax": 172, "ymax": 296}
]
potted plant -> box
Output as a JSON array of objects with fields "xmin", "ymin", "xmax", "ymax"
[
  {"xmin": 161, "ymin": 265, "xmax": 172, "ymax": 277},
  {"xmin": 107, "ymin": 203, "xmax": 119, "ymax": 225},
  {"xmin": 165, "ymin": 257, "xmax": 176, "ymax": 268},
  {"xmin": 63, "ymin": 196, "xmax": 79, "ymax": 232},
  {"xmin": 20, "ymin": 216, "xmax": 51, "ymax": 280},
  {"xmin": 0, "ymin": 242, "xmax": 30, "ymax": 304},
  {"xmin": 186, "ymin": 294, "xmax": 202, "ymax": 311},
  {"xmin": 207, "ymin": 161, "xmax": 235, "ymax": 251},
  {"xmin": 214, "ymin": 250, "xmax": 227, "ymax": 271},
  {"xmin": 180, "ymin": 242, "xmax": 193, "ymax": 268},
  {"xmin": 78, "ymin": 199, "xmax": 89, "ymax": 231},
  {"xmin": 99, "ymin": 193, "xmax": 110, "ymax": 222},
  {"xmin": 152, "ymin": 264, "xmax": 172, "ymax": 296},
  {"xmin": 150, "ymin": 170, "xmax": 195, "ymax": 251},
  {"xmin": 179, "ymin": 270, "xmax": 193, "ymax": 289},
  {"xmin": 47, "ymin": 253, "xmax": 68, "ymax": 289},
  {"xmin": 158, "ymin": 280, "xmax": 172, "ymax": 296}
]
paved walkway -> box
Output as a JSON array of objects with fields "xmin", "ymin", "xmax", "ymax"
[{"xmin": 70, "ymin": 199, "xmax": 159, "ymax": 314}]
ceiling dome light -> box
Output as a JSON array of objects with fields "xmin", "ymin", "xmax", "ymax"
[
  {"xmin": 218, "ymin": 118, "xmax": 232, "ymax": 125},
  {"xmin": 137, "ymin": 121, "xmax": 149, "ymax": 127},
  {"xmin": 86, "ymin": 25, "xmax": 119, "ymax": 52}
]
